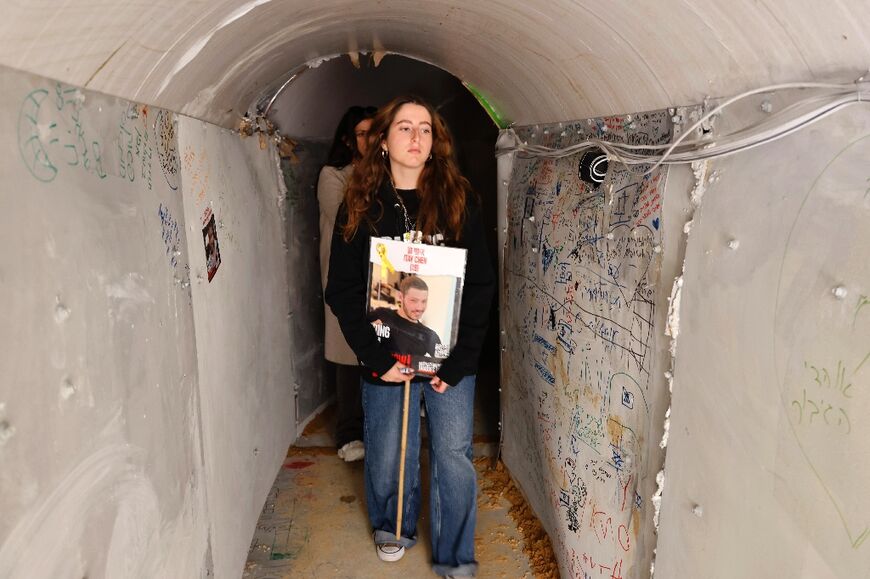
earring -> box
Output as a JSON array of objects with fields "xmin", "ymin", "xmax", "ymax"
[
  {"xmin": 381, "ymin": 149, "xmax": 387, "ymax": 159},
  {"xmin": 427, "ymin": 154, "xmax": 433, "ymax": 161}
]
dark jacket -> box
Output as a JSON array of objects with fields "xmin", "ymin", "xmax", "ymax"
[{"xmin": 325, "ymin": 180, "xmax": 495, "ymax": 387}]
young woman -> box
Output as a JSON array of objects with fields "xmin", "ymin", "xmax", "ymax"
[
  {"xmin": 325, "ymin": 96, "xmax": 495, "ymax": 577},
  {"xmin": 317, "ymin": 105, "xmax": 377, "ymax": 462}
]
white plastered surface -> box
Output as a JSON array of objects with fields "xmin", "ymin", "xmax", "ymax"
[
  {"xmin": 0, "ymin": 0, "xmax": 869, "ymax": 127},
  {"xmin": 656, "ymin": 102, "xmax": 870, "ymax": 578},
  {"xmin": 0, "ymin": 65, "xmax": 295, "ymax": 579}
]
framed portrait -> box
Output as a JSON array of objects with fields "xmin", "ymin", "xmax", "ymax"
[{"xmin": 366, "ymin": 238, "xmax": 467, "ymax": 376}]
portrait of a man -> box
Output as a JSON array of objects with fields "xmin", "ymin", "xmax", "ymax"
[{"xmin": 368, "ymin": 275, "xmax": 442, "ymax": 357}]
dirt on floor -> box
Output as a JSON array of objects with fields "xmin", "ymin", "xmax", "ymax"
[
  {"xmin": 300, "ymin": 403, "xmax": 336, "ymax": 437},
  {"xmin": 476, "ymin": 458, "xmax": 560, "ymax": 579}
]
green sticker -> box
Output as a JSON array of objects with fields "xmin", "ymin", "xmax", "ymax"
[{"xmin": 463, "ymin": 82, "xmax": 509, "ymax": 129}]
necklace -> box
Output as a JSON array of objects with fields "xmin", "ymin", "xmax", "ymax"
[{"xmin": 389, "ymin": 178, "xmax": 416, "ymax": 237}]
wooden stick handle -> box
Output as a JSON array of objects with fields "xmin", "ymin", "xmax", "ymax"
[{"xmin": 396, "ymin": 378, "xmax": 411, "ymax": 541}]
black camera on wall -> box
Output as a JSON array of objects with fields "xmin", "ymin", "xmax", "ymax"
[{"xmin": 578, "ymin": 148, "xmax": 608, "ymax": 185}]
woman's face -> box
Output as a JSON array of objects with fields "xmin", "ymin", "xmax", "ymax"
[
  {"xmin": 354, "ymin": 118, "xmax": 373, "ymax": 157},
  {"xmin": 383, "ymin": 103, "xmax": 433, "ymax": 173}
]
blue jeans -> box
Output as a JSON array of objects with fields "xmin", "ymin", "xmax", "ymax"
[{"xmin": 362, "ymin": 375, "xmax": 478, "ymax": 577}]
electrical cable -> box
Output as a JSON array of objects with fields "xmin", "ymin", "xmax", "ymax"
[{"xmin": 496, "ymin": 80, "xmax": 870, "ymax": 172}]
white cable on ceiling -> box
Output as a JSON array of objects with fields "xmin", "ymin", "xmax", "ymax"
[{"xmin": 496, "ymin": 80, "xmax": 870, "ymax": 173}]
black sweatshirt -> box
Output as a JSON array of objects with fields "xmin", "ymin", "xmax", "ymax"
[{"xmin": 325, "ymin": 180, "xmax": 495, "ymax": 387}]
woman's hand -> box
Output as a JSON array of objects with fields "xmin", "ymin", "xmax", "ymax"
[
  {"xmin": 429, "ymin": 376, "xmax": 451, "ymax": 394},
  {"xmin": 380, "ymin": 361, "xmax": 414, "ymax": 382}
]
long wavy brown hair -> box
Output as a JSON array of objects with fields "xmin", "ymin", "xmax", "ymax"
[{"xmin": 342, "ymin": 96, "xmax": 471, "ymax": 242}]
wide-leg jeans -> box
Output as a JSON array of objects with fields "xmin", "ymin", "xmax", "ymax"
[{"xmin": 362, "ymin": 375, "xmax": 478, "ymax": 577}]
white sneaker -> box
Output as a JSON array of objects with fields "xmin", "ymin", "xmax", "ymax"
[
  {"xmin": 337, "ymin": 440, "xmax": 365, "ymax": 462},
  {"xmin": 375, "ymin": 541, "xmax": 405, "ymax": 562}
]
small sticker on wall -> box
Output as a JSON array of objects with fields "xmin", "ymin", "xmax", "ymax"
[{"xmin": 202, "ymin": 207, "xmax": 221, "ymax": 282}]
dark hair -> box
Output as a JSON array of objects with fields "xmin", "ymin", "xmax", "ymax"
[
  {"xmin": 325, "ymin": 106, "xmax": 378, "ymax": 167},
  {"xmin": 399, "ymin": 275, "xmax": 428, "ymax": 294},
  {"xmin": 343, "ymin": 95, "xmax": 471, "ymax": 242}
]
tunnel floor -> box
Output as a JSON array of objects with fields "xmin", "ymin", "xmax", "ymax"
[{"xmin": 243, "ymin": 396, "xmax": 549, "ymax": 578}]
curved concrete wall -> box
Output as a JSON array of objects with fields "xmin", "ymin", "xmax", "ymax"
[
  {"xmin": 2, "ymin": 2, "xmax": 870, "ymax": 578},
  {"xmin": 655, "ymin": 99, "xmax": 870, "ymax": 579},
  {"xmin": 0, "ymin": 73, "xmax": 211, "ymax": 579},
  {"xmin": 500, "ymin": 110, "xmax": 679, "ymax": 577},
  {"xmin": 0, "ymin": 67, "xmax": 295, "ymax": 579},
  {"xmin": 2, "ymin": 1, "xmax": 868, "ymax": 127}
]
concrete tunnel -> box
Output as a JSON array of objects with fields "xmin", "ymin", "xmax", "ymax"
[{"xmin": 1, "ymin": 1, "xmax": 870, "ymax": 577}]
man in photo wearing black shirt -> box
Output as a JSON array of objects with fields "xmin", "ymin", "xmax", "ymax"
[{"xmin": 368, "ymin": 275, "xmax": 441, "ymax": 358}]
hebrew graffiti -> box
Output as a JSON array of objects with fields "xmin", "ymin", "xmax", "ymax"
[
  {"xmin": 18, "ymin": 83, "xmax": 107, "ymax": 183},
  {"xmin": 503, "ymin": 110, "xmax": 672, "ymax": 577},
  {"xmin": 155, "ymin": 109, "xmax": 180, "ymax": 191}
]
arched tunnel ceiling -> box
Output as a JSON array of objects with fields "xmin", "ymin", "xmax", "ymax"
[{"xmin": 2, "ymin": 0, "xmax": 869, "ymax": 128}]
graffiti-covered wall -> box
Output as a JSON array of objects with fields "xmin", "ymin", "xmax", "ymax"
[
  {"xmin": 0, "ymin": 66, "xmax": 210, "ymax": 578},
  {"xmin": 501, "ymin": 112, "xmax": 676, "ymax": 577},
  {"xmin": 0, "ymin": 66, "xmax": 294, "ymax": 579}
]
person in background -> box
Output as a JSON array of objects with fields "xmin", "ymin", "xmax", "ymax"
[
  {"xmin": 326, "ymin": 96, "xmax": 495, "ymax": 578},
  {"xmin": 317, "ymin": 105, "xmax": 377, "ymax": 462}
]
